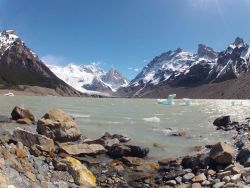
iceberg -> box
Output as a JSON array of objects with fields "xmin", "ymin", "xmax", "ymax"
[{"xmin": 157, "ymin": 94, "xmax": 176, "ymax": 105}]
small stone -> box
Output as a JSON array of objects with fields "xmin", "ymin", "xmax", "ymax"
[
  {"xmin": 0, "ymin": 174, "xmax": 7, "ymax": 187},
  {"xmin": 165, "ymin": 180, "xmax": 176, "ymax": 186},
  {"xmin": 207, "ymin": 169, "xmax": 216, "ymax": 176},
  {"xmin": 16, "ymin": 142, "xmax": 23, "ymax": 149},
  {"xmin": 171, "ymin": 129, "xmax": 187, "ymax": 137},
  {"xmin": 16, "ymin": 148, "xmax": 27, "ymax": 158},
  {"xmin": 216, "ymin": 171, "xmax": 231, "ymax": 179},
  {"xmin": 224, "ymin": 183, "xmax": 237, "ymax": 187},
  {"xmin": 213, "ymin": 182, "xmax": 225, "ymax": 188},
  {"xmin": 192, "ymin": 183, "xmax": 201, "ymax": 188},
  {"xmin": 53, "ymin": 160, "xmax": 67, "ymax": 171},
  {"xmin": 201, "ymin": 180, "xmax": 211, "ymax": 186},
  {"xmin": 0, "ymin": 158, "xmax": 5, "ymax": 166},
  {"xmin": 230, "ymin": 174, "xmax": 241, "ymax": 183},
  {"xmin": 231, "ymin": 166, "xmax": 241, "ymax": 174},
  {"xmin": 192, "ymin": 173, "xmax": 206, "ymax": 183},
  {"xmin": 175, "ymin": 176, "xmax": 182, "ymax": 184},
  {"xmin": 25, "ymin": 171, "xmax": 36, "ymax": 182},
  {"xmin": 122, "ymin": 156, "xmax": 144, "ymax": 166},
  {"xmin": 222, "ymin": 176, "xmax": 230, "ymax": 183},
  {"xmin": 183, "ymin": 173, "xmax": 195, "ymax": 182}
]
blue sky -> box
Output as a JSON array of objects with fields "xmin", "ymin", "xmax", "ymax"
[{"xmin": 0, "ymin": 0, "xmax": 250, "ymax": 79}]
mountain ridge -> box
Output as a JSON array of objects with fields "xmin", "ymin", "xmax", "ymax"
[
  {"xmin": 0, "ymin": 30, "xmax": 83, "ymax": 97},
  {"xmin": 48, "ymin": 63, "xmax": 129, "ymax": 95},
  {"xmin": 117, "ymin": 37, "xmax": 250, "ymax": 99}
]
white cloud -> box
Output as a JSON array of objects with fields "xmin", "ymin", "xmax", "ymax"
[
  {"xmin": 41, "ymin": 55, "xmax": 65, "ymax": 65},
  {"xmin": 128, "ymin": 67, "xmax": 140, "ymax": 72}
]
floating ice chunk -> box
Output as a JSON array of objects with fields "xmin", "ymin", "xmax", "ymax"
[
  {"xmin": 183, "ymin": 98, "xmax": 192, "ymax": 106},
  {"xmin": 157, "ymin": 94, "xmax": 176, "ymax": 105},
  {"xmin": 69, "ymin": 113, "xmax": 90, "ymax": 118},
  {"xmin": 143, "ymin": 116, "xmax": 160, "ymax": 123}
]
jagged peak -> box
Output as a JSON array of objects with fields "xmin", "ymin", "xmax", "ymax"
[
  {"xmin": 228, "ymin": 37, "xmax": 248, "ymax": 49},
  {"xmin": 234, "ymin": 37, "xmax": 245, "ymax": 46},
  {"xmin": 197, "ymin": 44, "xmax": 218, "ymax": 59}
]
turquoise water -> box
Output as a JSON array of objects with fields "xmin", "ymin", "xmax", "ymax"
[{"xmin": 0, "ymin": 96, "xmax": 248, "ymax": 159}]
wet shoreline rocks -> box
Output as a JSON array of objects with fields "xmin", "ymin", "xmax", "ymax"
[{"xmin": 0, "ymin": 107, "xmax": 249, "ymax": 187}]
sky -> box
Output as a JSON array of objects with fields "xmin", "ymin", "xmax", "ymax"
[{"xmin": 0, "ymin": 0, "xmax": 250, "ymax": 79}]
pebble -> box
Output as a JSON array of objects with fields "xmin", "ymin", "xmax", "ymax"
[
  {"xmin": 230, "ymin": 174, "xmax": 241, "ymax": 183},
  {"xmin": 222, "ymin": 176, "xmax": 230, "ymax": 183},
  {"xmin": 183, "ymin": 173, "xmax": 195, "ymax": 182},
  {"xmin": 216, "ymin": 171, "xmax": 231, "ymax": 179},
  {"xmin": 213, "ymin": 182, "xmax": 225, "ymax": 188},
  {"xmin": 192, "ymin": 183, "xmax": 201, "ymax": 188},
  {"xmin": 175, "ymin": 176, "xmax": 182, "ymax": 184},
  {"xmin": 165, "ymin": 180, "xmax": 177, "ymax": 186}
]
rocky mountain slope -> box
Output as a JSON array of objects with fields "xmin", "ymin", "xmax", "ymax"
[
  {"xmin": 0, "ymin": 30, "xmax": 82, "ymax": 97},
  {"xmin": 117, "ymin": 37, "xmax": 250, "ymax": 99},
  {"xmin": 48, "ymin": 64, "xmax": 129, "ymax": 94}
]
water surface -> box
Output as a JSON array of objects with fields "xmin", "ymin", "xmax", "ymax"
[{"xmin": 0, "ymin": 96, "xmax": 248, "ymax": 159}]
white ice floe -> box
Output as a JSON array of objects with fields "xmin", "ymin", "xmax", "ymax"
[{"xmin": 143, "ymin": 116, "xmax": 160, "ymax": 123}]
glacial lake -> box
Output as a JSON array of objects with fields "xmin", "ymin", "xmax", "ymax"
[{"xmin": 0, "ymin": 96, "xmax": 248, "ymax": 160}]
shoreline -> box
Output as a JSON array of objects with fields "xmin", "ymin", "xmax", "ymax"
[{"xmin": 0, "ymin": 107, "xmax": 249, "ymax": 187}]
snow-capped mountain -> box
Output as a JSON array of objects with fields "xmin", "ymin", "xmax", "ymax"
[
  {"xmin": 48, "ymin": 63, "xmax": 129, "ymax": 94},
  {"xmin": 102, "ymin": 68, "xmax": 129, "ymax": 90},
  {"xmin": 118, "ymin": 37, "xmax": 250, "ymax": 98},
  {"xmin": 0, "ymin": 30, "xmax": 81, "ymax": 96},
  {"xmin": 128, "ymin": 44, "xmax": 218, "ymax": 88}
]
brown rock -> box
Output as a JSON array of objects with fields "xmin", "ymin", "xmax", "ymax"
[
  {"xmin": 16, "ymin": 118, "xmax": 33, "ymax": 125},
  {"xmin": 158, "ymin": 157, "xmax": 181, "ymax": 166},
  {"xmin": 122, "ymin": 156, "xmax": 144, "ymax": 166},
  {"xmin": 11, "ymin": 106, "xmax": 35, "ymax": 122},
  {"xmin": 209, "ymin": 142, "xmax": 235, "ymax": 165},
  {"xmin": 128, "ymin": 172, "xmax": 154, "ymax": 181},
  {"xmin": 192, "ymin": 183, "xmax": 201, "ymax": 188},
  {"xmin": 53, "ymin": 160, "xmax": 68, "ymax": 171},
  {"xmin": 37, "ymin": 108, "xmax": 81, "ymax": 142},
  {"xmin": 216, "ymin": 171, "xmax": 231, "ymax": 179},
  {"xmin": 171, "ymin": 129, "xmax": 187, "ymax": 137},
  {"xmin": 25, "ymin": 171, "xmax": 36, "ymax": 182},
  {"xmin": 58, "ymin": 142, "xmax": 106, "ymax": 156},
  {"xmin": 16, "ymin": 148, "xmax": 27, "ymax": 158},
  {"xmin": 13, "ymin": 127, "xmax": 54, "ymax": 152},
  {"xmin": 192, "ymin": 173, "xmax": 206, "ymax": 183},
  {"xmin": 207, "ymin": 169, "xmax": 216, "ymax": 176},
  {"xmin": 30, "ymin": 145, "xmax": 42, "ymax": 157}
]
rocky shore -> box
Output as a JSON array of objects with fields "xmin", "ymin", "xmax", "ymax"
[{"xmin": 0, "ymin": 107, "xmax": 249, "ymax": 188}]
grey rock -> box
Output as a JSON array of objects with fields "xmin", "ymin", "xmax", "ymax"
[{"xmin": 183, "ymin": 173, "xmax": 195, "ymax": 182}]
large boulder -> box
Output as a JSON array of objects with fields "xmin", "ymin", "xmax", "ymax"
[
  {"xmin": 61, "ymin": 156, "xmax": 96, "ymax": 187},
  {"xmin": 12, "ymin": 127, "xmax": 54, "ymax": 152},
  {"xmin": 213, "ymin": 116, "xmax": 231, "ymax": 127},
  {"xmin": 236, "ymin": 147, "xmax": 250, "ymax": 165},
  {"xmin": 209, "ymin": 142, "xmax": 235, "ymax": 165},
  {"xmin": 58, "ymin": 142, "xmax": 106, "ymax": 156},
  {"xmin": 107, "ymin": 144, "xmax": 149, "ymax": 158},
  {"xmin": 181, "ymin": 153, "xmax": 210, "ymax": 169},
  {"xmin": 11, "ymin": 106, "xmax": 35, "ymax": 122},
  {"xmin": 37, "ymin": 108, "xmax": 81, "ymax": 142}
]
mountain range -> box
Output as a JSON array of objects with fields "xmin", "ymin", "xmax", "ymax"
[
  {"xmin": 1, "ymin": 29, "xmax": 250, "ymax": 99},
  {"xmin": 117, "ymin": 37, "xmax": 250, "ymax": 99},
  {"xmin": 48, "ymin": 64, "xmax": 129, "ymax": 95}
]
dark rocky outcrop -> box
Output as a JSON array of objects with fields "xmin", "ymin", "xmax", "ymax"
[{"xmin": 11, "ymin": 106, "xmax": 35, "ymax": 122}]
